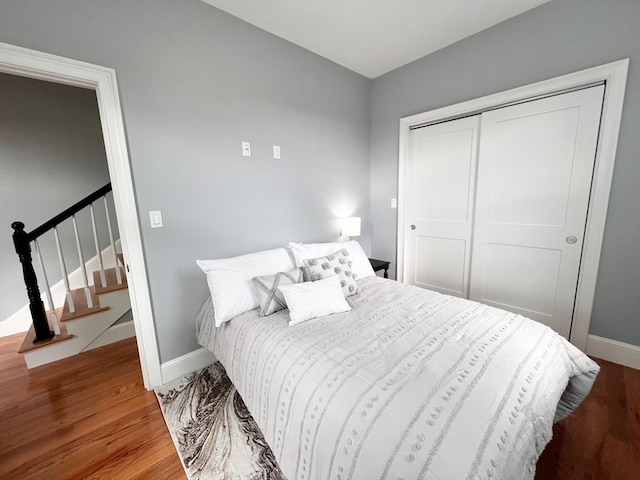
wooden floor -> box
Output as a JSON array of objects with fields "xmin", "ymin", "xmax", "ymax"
[
  {"xmin": 0, "ymin": 334, "xmax": 185, "ymax": 480},
  {"xmin": 0, "ymin": 334, "xmax": 637, "ymax": 480},
  {"xmin": 536, "ymin": 357, "xmax": 640, "ymax": 480}
]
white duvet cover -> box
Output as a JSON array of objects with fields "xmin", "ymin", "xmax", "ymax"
[{"xmin": 197, "ymin": 277, "xmax": 599, "ymax": 480}]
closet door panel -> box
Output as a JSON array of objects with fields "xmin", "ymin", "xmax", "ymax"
[
  {"xmin": 469, "ymin": 85, "xmax": 605, "ymax": 338},
  {"xmin": 485, "ymin": 107, "xmax": 580, "ymax": 226},
  {"xmin": 414, "ymin": 236, "xmax": 467, "ymax": 294},
  {"xmin": 480, "ymin": 243, "xmax": 561, "ymax": 317},
  {"xmin": 405, "ymin": 116, "xmax": 480, "ymax": 297}
]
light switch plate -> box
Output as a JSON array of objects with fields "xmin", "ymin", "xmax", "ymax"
[
  {"xmin": 149, "ymin": 210, "xmax": 163, "ymax": 228},
  {"xmin": 273, "ymin": 145, "xmax": 281, "ymax": 159},
  {"xmin": 242, "ymin": 141, "xmax": 251, "ymax": 157}
]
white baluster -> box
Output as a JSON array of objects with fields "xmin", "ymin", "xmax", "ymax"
[
  {"xmin": 103, "ymin": 195, "xmax": 122, "ymax": 284},
  {"xmin": 53, "ymin": 226, "xmax": 75, "ymax": 313},
  {"xmin": 72, "ymin": 214, "xmax": 93, "ymax": 308},
  {"xmin": 90, "ymin": 203, "xmax": 107, "ymax": 288},
  {"xmin": 33, "ymin": 239, "xmax": 60, "ymax": 335}
]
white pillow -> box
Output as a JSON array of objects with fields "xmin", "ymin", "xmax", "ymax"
[
  {"xmin": 196, "ymin": 248, "xmax": 294, "ymax": 327},
  {"xmin": 288, "ymin": 240, "xmax": 375, "ymax": 279},
  {"xmin": 278, "ymin": 275, "xmax": 351, "ymax": 326}
]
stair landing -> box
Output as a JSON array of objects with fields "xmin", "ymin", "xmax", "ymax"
[
  {"xmin": 18, "ymin": 308, "xmax": 73, "ymax": 353},
  {"xmin": 21, "ymin": 288, "xmax": 131, "ymax": 368},
  {"xmin": 18, "ymin": 263, "xmax": 131, "ymax": 367}
]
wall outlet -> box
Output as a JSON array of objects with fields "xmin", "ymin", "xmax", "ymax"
[
  {"xmin": 391, "ymin": 198, "xmax": 397, "ymax": 209},
  {"xmin": 242, "ymin": 141, "xmax": 251, "ymax": 157},
  {"xmin": 273, "ymin": 145, "xmax": 281, "ymax": 159}
]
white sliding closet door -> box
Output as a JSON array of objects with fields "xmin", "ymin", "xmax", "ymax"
[
  {"xmin": 469, "ymin": 85, "xmax": 605, "ymax": 338},
  {"xmin": 403, "ymin": 85, "xmax": 605, "ymax": 339},
  {"xmin": 405, "ymin": 116, "xmax": 480, "ymax": 297}
]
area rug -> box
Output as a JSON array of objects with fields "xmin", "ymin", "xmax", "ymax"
[{"xmin": 155, "ymin": 362, "xmax": 286, "ymax": 480}]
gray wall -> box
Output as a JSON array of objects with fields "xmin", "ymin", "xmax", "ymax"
[
  {"xmin": 0, "ymin": 0, "xmax": 371, "ymax": 362},
  {"xmin": 2, "ymin": 0, "xmax": 636, "ymax": 359},
  {"xmin": 370, "ymin": 0, "xmax": 640, "ymax": 346},
  {"xmin": 0, "ymin": 73, "xmax": 112, "ymax": 322}
]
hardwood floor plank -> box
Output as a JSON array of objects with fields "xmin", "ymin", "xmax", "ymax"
[
  {"xmin": 82, "ymin": 430, "xmax": 184, "ymax": 480},
  {"xmin": 536, "ymin": 357, "xmax": 640, "ymax": 480},
  {"xmin": 626, "ymin": 363, "xmax": 640, "ymax": 452},
  {"xmin": 0, "ymin": 335, "xmax": 185, "ymax": 480}
]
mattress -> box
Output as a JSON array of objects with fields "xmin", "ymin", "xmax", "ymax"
[{"xmin": 197, "ymin": 276, "xmax": 599, "ymax": 480}]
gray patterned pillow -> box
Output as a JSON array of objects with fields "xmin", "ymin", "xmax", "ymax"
[
  {"xmin": 252, "ymin": 268, "xmax": 304, "ymax": 316},
  {"xmin": 303, "ymin": 248, "xmax": 358, "ymax": 296}
]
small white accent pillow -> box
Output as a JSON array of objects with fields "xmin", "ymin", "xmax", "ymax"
[
  {"xmin": 288, "ymin": 240, "xmax": 375, "ymax": 279},
  {"xmin": 197, "ymin": 248, "xmax": 295, "ymax": 327},
  {"xmin": 278, "ymin": 275, "xmax": 351, "ymax": 326}
]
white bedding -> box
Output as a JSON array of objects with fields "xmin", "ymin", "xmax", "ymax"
[{"xmin": 196, "ymin": 276, "xmax": 599, "ymax": 480}]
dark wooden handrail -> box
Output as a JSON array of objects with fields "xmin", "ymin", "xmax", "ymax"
[
  {"xmin": 27, "ymin": 183, "xmax": 112, "ymax": 241},
  {"xmin": 11, "ymin": 183, "xmax": 113, "ymax": 343}
]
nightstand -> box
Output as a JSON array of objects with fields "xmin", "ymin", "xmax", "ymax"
[{"xmin": 368, "ymin": 258, "xmax": 390, "ymax": 278}]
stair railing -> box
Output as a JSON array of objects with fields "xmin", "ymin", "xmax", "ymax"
[{"xmin": 11, "ymin": 183, "xmax": 119, "ymax": 344}]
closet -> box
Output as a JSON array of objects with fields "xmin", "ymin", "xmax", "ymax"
[{"xmin": 402, "ymin": 85, "xmax": 605, "ymax": 339}]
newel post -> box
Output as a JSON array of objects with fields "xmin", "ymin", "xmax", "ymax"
[{"xmin": 12, "ymin": 222, "xmax": 54, "ymax": 342}]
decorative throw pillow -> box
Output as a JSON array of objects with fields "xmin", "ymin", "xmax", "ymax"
[
  {"xmin": 288, "ymin": 240, "xmax": 376, "ymax": 279},
  {"xmin": 252, "ymin": 268, "xmax": 304, "ymax": 316},
  {"xmin": 303, "ymin": 248, "xmax": 358, "ymax": 296},
  {"xmin": 278, "ymin": 274, "xmax": 351, "ymax": 326}
]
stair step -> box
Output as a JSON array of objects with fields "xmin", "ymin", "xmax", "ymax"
[
  {"xmin": 19, "ymin": 288, "xmax": 131, "ymax": 368},
  {"xmin": 92, "ymin": 267, "xmax": 127, "ymax": 295},
  {"xmin": 18, "ymin": 314, "xmax": 73, "ymax": 353},
  {"xmin": 61, "ymin": 287, "xmax": 109, "ymax": 322}
]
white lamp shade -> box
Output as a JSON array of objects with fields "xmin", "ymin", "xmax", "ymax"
[{"xmin": 341, "ymin": 217, "xmax": 361, "ymax": 237}]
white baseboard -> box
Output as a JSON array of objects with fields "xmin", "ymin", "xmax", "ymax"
[
  {"xmin": 0, "ymin": 312, "xmax": 33, "ymax": 337},
  {"xmin": 0, "ymin": 240, "xmax": 121, "ymax": 337},
  {"xmin": 586, "ymin": 334, "xmax": 640, "ymax": 370},
  {"xmin": 83, "ymin": 319, "xmax": 135, "ymax": 352},
  {"xmin": 160, "ymin": 347, "xmax": 217, "ymax": 386}
]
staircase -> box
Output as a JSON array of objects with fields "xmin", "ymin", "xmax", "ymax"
[{"xmin": 10, "ymin": 183, "xmax": 135, "ymax": 369}]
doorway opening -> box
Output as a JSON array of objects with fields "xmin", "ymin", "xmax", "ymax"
[{"xmin": 0, "ymin": 42, "xmax": 161, "ymax": 388}]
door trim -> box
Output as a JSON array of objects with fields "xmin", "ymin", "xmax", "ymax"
[
  {"xmin": 397, "ymin": 59, "xmax": 629, "ymax": 351},
  {"xmin": 0, "ymin": 42, "xmax": 162, "ymax": 388}
]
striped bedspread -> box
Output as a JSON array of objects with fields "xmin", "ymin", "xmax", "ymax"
[{"xmin": 197, "ymin": 276, "xmax": 599, "ymax": 480}]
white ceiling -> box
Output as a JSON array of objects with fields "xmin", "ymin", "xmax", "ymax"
[{"xmin": 202, "ymin": 0, "xmax": 550, "ymax": 78}]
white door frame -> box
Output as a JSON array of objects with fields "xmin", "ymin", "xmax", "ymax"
[
  {"xmin": 397, "ymin": 59, "xmax": 629, "ymax": 351},
  {"xmin": 0, "ymin": 42, "xmax": 162, "ymax": 388}
]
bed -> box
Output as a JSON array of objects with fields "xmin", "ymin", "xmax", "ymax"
[{"xmin": 196, "ymin": 242, "xmax": 599, "ymax": 480}]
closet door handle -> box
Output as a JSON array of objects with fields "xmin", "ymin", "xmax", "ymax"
[
  {"xmin": 566, "ymin": 236, "xmax": 577, "ymax": 244},
  {"xmin": 410, "ymin": 224, "xmax": 416, "ymax": 230}
]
